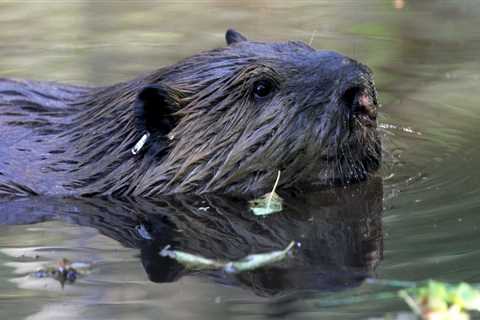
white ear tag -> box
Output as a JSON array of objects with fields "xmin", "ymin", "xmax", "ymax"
[{"xmin": 131, "ymin": 132, "xmax": 150, "ymax": 155}]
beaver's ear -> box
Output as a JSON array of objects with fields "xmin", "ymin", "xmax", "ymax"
[
  {"xmin": 134, "ymin": 84, "xmax": 179, "ymax": 138},
  {"xmin": 226, "ymin": 28, "xmax": 247, "ymax": 45}
]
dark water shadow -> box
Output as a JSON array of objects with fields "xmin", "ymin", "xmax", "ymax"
[{"xmin": 0, "ymin": 177, "xmax": 383, "ymax": 297}]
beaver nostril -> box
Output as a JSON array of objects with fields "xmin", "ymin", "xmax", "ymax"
[
  {"xmin": 341, "ymin": 87, "xmax": 361, "ymax": 110},
  {"xmin": 341, "ymin": 86, "xmax": 377, "ymax": 120}
]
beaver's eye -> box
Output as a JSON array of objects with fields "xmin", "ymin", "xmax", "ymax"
[{"xmin": 253, "ymin": 80, "xmax": 274, "ymax": 98}]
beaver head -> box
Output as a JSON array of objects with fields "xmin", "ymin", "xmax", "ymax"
[{"xmin": 56, "ymin": 29, "xmax": 381, "ymax": 197}]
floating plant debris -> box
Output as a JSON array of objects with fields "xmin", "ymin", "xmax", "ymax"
[
  {"xmin": 249, "ymin": 171, "xmax": 283, "ymax": 216},
  {"xmin": 31, "ymin": 258, "xmax": 91, "ymax": 288},
  {"xmin": 160, "ymin": 241, "xmax": 296, "ymax": 273},
  {"xmin": 399, "ymin": 280, "xmax": 480, "ymax": 320}
]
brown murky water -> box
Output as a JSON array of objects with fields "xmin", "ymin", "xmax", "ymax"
[{"xmin": 1, "ymin": 1, "xmax": 480, "ymax": 319}]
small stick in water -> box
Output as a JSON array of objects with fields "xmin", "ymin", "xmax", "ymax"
[
  {"xmin": 224, "ymin": 241, "xmax": 296, "ymax": 273},
  {"xmin": 159, "ymin": 241, "xmax": 296, "ymax": 273}
]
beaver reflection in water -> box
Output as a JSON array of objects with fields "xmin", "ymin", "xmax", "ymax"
[{"xmin": 0, "ymin": 29, "xmax": 380, "ymax": 198}]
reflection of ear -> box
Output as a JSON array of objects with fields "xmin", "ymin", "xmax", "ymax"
[
  {"xmin": 139, "ymin": 216, "xmax": 185, "ymax": 283},
  {"xmin": 140, "ymin": 243, "xmax": 185, "ymax": 283},
  {"xmin": 225, "ymin": 28, "xmax": 247, "ymax": 45}
]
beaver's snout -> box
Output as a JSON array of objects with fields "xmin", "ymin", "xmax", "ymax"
[
  {"xmin": 324, "ymin": 55, "xmax": 379, "ymax": 129},
  {"xmin": 311, "ymin": 50, "xmax": 377, "ymax": 121}
]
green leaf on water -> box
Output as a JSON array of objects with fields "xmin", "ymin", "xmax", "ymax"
[
  {"xmin": 449, "ymin": 282, "xmax": 480, "ymax": 312},
  {"xmin": 399, "ymin": 280, "xmax": 480, "ymax": 320},
  {"xmin": 249, "ymin": 171, "xmax": 283, "ymax": 216}
]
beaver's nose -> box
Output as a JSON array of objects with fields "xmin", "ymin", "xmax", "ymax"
[
  {"xmin": 341, "ymin": 85, "xmax": 378, "ymax": 121},
  {"xmin": 314, "ymin": 50, "xmax": 378, "ymax": 120}
]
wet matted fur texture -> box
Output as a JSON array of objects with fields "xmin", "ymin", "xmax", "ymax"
[{"xmin": 0, "ymin": 29, "xmax": 381, "ymax": 198}]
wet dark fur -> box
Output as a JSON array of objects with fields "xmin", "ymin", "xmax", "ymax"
[{"xmin": 0, "ymin": 30, "xmax": 381, "ymax": 198}]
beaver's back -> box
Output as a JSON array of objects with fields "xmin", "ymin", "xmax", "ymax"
[{"xmin": 0, "ymin": 79, "xmax": 88, "ymax": 197}]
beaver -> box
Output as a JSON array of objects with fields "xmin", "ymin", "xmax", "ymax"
[{"xmin": 0, "ymin": 29, "xmax": 380, "ymax": 198}]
